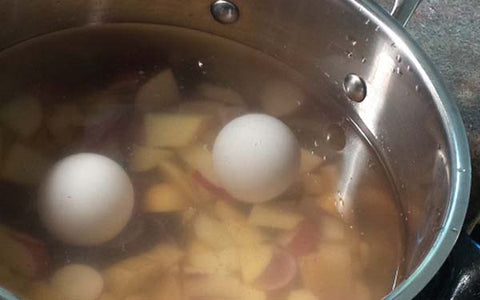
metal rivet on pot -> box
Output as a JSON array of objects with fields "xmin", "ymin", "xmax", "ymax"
[
  {"xmin": 211, "ymin": 0, "xmax": 239, "ymax": 24},
  {"xmin": 343, "ymin": 73, "xmax": 367, "ymax": 102}
]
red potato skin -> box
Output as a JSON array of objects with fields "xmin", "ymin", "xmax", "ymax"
[
  {"xmin": 7, "ymin": 229, "xmax": 49, "ymax": 277},
  {"xmin": 192, "ymin": 171, "xmax": 236, "ymax": 202},
  {"xmin": 255, "ymin": 248, "xmax": 297, "ymax": 292},
  {"xmin": 279, "ymin": 221, "xmax": 319, "ymax": 257}
]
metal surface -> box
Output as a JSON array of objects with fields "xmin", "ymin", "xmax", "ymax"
[
  {"xmin": 211, "ymin": 0, "xmax": 239, "ymax": 24},
  {"xmin": 343, "ymin": 73, "xmax": 367, "ymax": 102},
  {"xmin": 391, "ymin": 0, "xmax": 423, "ymax": 26},
  {"xmin": 0, "ymin": 0, "xmax": 471, "ymax": 299}
]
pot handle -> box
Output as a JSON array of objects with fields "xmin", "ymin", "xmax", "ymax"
[
  {"xmin": 390, "ymin": 0, "xmax": 422, "ymax": 27},
  {"xmin": 415, "ymin": 231, "xmax": 480, "ymax": 299}
]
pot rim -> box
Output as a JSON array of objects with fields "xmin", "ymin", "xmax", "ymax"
[{"xmin": 350, "ymin": 0, "xmax": 471, "ymax": 299}]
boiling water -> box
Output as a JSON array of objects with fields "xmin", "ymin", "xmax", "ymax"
[{"xmin": 0, "ymin": 25, "xmax": 405, "ymax": 299}]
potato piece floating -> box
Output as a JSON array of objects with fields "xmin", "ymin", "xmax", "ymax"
[
  {"xmin": 248, "ymin": 204, "xmax": 304, "ymax": 230},
  {"xmin": 260, "ymin": 80, "xmax": 305, "ymax": 117},
  {"xmin": 0, "ymin": 143, "xmax": 50, "ymax": 185},
  {"xmin": 299, "ymin": 243, "xmax": 353, "ymax": 299},
  {"xmin": 184, "ymin": 274, "xmax": 243, "ymax": 299},
  {"xmin": 0, "ymin": 96, "xmax": 42, "ymax": 138},
  {"xmin": 197, "ymin": 82, "xmax": 245, "ymax": 106},
  {"xmin": 193, "ymin": 214, "xmax": 233, "ymax": 249},
  {"xmin": 287, "ymin": 289, "xmax": 318, "ymax": 300},
  {"xmin": 102, "ymin": 244, "xmax": 183, "ymax": 297},
  {"xmin": 239, "ymin": 244, "xmax": 273, "ymax": 283},
  {"xmin": 144, "ymin": 183, "xmax": 191, "ymax": 212},
  {"xmin": 179, "ymin": 144, "xmax": 220, "ymax": 185},
  {"xmin": 150, "ymin": 274, "xmax": 182, "ymax": 300},
  {"xmin": 50, "ymin": 264, "xmax": 104, "ymax": 300},
  {"xmin": 135, "ymin": 69, "xmax": 180, "ymax": 113},
  {"xmin": 299, "ymin": 149, "xmax": 323, "ymax": 174},
  {"xmin": 214, "ymin": 201, "xmax": 266, "ymax": 246},
  {"xmin": 144, "ymin": 113, "xmax": 210, "ymax": 148},
  {"xmin": 157, "ymin": 159, "xmax": 198, "ymax": 202},
  {"xmin": 242, "ymin": 286, "xmax": 266, "ymax": 300},
  {"xmin": 185, "ymin": 240, "xmax": 239, "ymax": 274},
  {"xmin": 129, "ymin": 146, "xmax": 174, "ymax": 172}
]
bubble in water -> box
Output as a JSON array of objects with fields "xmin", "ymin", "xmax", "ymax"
[
  {"xmin": 361, "ymin": 57, "xmax": 367, "ymax": 64},
  {"xmin": 375, "ymin": 26, "xmax": 380, "ymax": 32},
  {"xmin": 407, "ymin": 65, "xmax": 412, "ymax": 72},
  {"xmin": 346, "ymin": 51, "xmax": 354, "ymax": 58},
  {"xmin": 391, "ymin": 42, "xmax": 396, "ymax": 48},
  {"xmin": 365, "ymin": 38, "xmax": 369, "ymax": 43},
  {"xmin": 451, "ymin": 227, "xmax": 459, "ymax": 232},
  {"xmin": 457, "ymin": 168, "xmax": 466, "ymax": 173},
  {"xmin": 322, "ymin": 155, "xmax": 328, "ymax": 161},
  {"xmin": 396, "ymin": 54, "xmax": 402, "ymax": 63},
  {"xmin": 324, "ymin": 72, "xmax": 331, "ymax": 78},
  {"xmin": 197, "ymin": 61, "xmax": 204, "ymax": 68},
  {"xmin": 349, "ymin": 225, "xmax": 354, "ymax": 229},
  {"xmin": 313, "ymin": 140, "xmax": 319, "ymax": 147},
  {"xmin": 365, "ymin": 19, "xmax": 371, "ymax": 25},
  {"xmin": 360, "ymin": 231, "xmax": 365, "ymax": 236},
  {"xmin": 393, "ymin": 67, "xmax": 403, "ymax": 75},
  {"xmin": 325, "ymin": 124, "xmax": 346, "ymax": 151},
  {"xmin": 415, "ymin": 85, "xmax": 420, "ymax": 92}
]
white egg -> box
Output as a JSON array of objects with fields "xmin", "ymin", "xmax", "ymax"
[
  {"xmin": 50, "ymin": 264, "xmax": 104, "ymax": 300},
  {"xmin": 39, "ymin": 153, "xmax": 134, "ymax": 246},
  {"xmin": 213, "ymin": 114, "xmax": 300, "ymax": 203}
]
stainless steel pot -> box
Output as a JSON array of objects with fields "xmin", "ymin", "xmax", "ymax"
[{"xmin": 0, "ymin": 0, "xmax": 471, "ymax": 299}]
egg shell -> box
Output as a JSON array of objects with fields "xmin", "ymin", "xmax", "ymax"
[
  {"xmin": 39, "ymin": 153, "xmax": 134, "ymax": 246},
  {"xmin": 213, "ymin": 114, "xmax": 300, "ymax": 203}
]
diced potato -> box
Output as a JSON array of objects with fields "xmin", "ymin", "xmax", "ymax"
[
  {"xmin": 0, "ymin": 96, "xmax": 42, "ymax": 138},
  {"xmin": 129, "ymin": 146, "xmax": 174, "ymax": 172},
  {"xmin": 103, "ymin": 244, "xmax": 183, "ymax": 297},
  {"xmin": 215, "ymin": 201, "xmax": 265, "ymax": 246},
  {"xmin": 150, "ymin": 274, "xmax": 182, "ymax": 300},
  {"xmin": 318, "ymin": 215, "xmax": 347, "ymax": 242},
  {"xmin": 248, "ymin": 204, "xmax": 303, "ymax": 230},
  {"xmin": 260, "ymin": 80, "xmax": 305, "ymax": 117},
  {"xmin": 299, "ymin": 243, "xmax": 353, "ymax": 299},
  {"xmin": 214, "ymin": 201, "xmax": 247, "ymax": 223},
  {"xmin": 287, "ymin": 289, "xmax": 318, "ymax": 300},
  {"xmin": 242, "ymin": 286, "xmax": 266, "ymax": 300},
  {"xmin": 1, "ymin": 143, "xmax": 50, "ymax": 185},
  {"xmin": 193, "ymin": 214, "xmax": 233, "ymax": 249},
  {"xmin": 50, "ymin": 264, "xmax": 104, "ymax": 300},
  {"xmin": 224, "ymin": 221, "xmax": 266, "ymax": 247},
  {"xmin": 197, "ymin": 83, "xmax": 245, "ymax": 106},
  {"xmin": 157, "ymin": 159, "xmax": 198, "ymax": 202},
  {"xmin": 300, "ymin": 149, "xmax": 323, "ymax": 174},
  {"xmin": 314, "ymin": 192, "xmax": 340, "ymax": 217},
  {"xmin": 97, "ymin": 293, "xmax": 116, "ymax": 300},
  {"xmin": 144, "ymin": 113, "xmax": 210, "ymax": 147},
  {"xmin": 303, "ymin": 164, "xmax": 338, "ymax": 196},
  {"xmin": 135, "ymin": 69, "xmax": 180, "ymax": 113},
  {"xmin": 144, "ymin": 183, "xmax": 191, "ymax": 212},
  {"xmin": 124, "ymin": 295, "xmax": 149, "ymax": 300},
  {"xmin": 179, "ymin": 144, "xmax": 220, "ymax": 185},
  {"xmin": 186, "ymin": 240, "xmax": 239, "ymax": 275},
  {"xmin": 184, "ymin": 274, "xmax": 242, "ymax": 299},
  {"xmin": 239, "ymin": 244, "xmax": 273, "ymax": 283}
]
